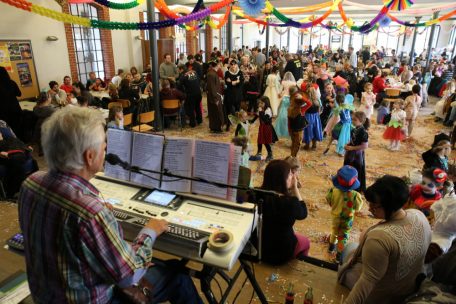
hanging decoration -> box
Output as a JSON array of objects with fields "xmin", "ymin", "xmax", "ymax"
[
  {"xmin": 383, "ymin": 0, "xmax": 414, "ymax": 11},
  {"xmin": 379, "ymin": 15, "xmax": 392, "ymax": 27},
  {"xmin": 387, "ymin": 9, "xmax": 456, "ymax": 27},
  {"xmin": 92, "ymin": 0, "xmax": 144, "ymax": 10},
  {"xmin": 238, "ymin": 0, "xmax": 265, "ymax": 17},
  {"xmin": 274, "ymin": 27, "xmax": 289, "ymax": 35}
]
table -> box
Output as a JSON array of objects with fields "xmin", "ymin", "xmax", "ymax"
[
  {"xmin": 19, "ymin": 101, "xmax": 36, "ymax": 112},
  {"xmin": 90, "ymin": 91, "xmax": 110, "ymax": 99}
]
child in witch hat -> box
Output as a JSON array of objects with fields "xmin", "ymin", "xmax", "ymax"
[{"xmin": 326, "ymin": 165, "xmax": 364, "ymax": 262}]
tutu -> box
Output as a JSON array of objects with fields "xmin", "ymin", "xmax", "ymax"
[
  {"xmin": 333, "ymin": 123, "xmax": 352, "ymax": 154},
  {"xmin": 303, "ymin": 112, "xmax": 323, "ymax": 143},
  {"xmin": 383, "ymin": 126, "xmax": 406, "ymax": 141},
  {"xmin": 274, "ymin": 96, "xmax": 290, "ymax": 138}
]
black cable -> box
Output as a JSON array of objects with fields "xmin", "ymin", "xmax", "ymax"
[
  {"xmin": 248, "ymin": 262, "xmax": 255, "ymax": 304},
  {"xmin": 232, "ymin": 274, "xmax": 249, "ymax": 304},
  {"xmin": 213, "ymin": 276, "xmax": 223, "ymax": 300}
]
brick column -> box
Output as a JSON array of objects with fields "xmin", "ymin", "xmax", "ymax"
[
  {"xmin": 186, "ymin": 22, "xmax": 197, "ymax": 55},
  {"xmin": 159, "ymin": 15, "xmax": 175, "ymax": 38},
  {"xmin": 205, "ymin": 24, "xmax": 213, "ymax": 58}
]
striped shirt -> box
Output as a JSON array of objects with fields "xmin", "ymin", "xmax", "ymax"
[{"xmin": 18, "ymin": 170, "xmax": 156, "ymax": 304}]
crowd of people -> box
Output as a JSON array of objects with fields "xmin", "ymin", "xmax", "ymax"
[{"xmin": 1, "ymin": 42, "xmax": 456, "ymax": 303}]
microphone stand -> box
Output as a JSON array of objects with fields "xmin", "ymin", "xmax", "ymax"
[{"xmin": 120, "ymin": 163, "xmax": 277, "ymax": 262}]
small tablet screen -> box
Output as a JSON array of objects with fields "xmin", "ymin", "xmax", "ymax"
[{"xmin": 144, "ymin": 190, "xmax": 176, "ymax": 206}]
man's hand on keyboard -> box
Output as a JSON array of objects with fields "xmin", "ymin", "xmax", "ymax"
[{"xmin": 145, "ymin": 219, "xmax": 169, "ymax": 236}]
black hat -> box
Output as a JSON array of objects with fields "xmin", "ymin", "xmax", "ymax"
[{"xmin": 432, "ymin": 133, "xmax": 451, "ymax": 148}]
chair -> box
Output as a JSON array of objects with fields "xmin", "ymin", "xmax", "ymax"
[
  {"xmin": 161, "ymin": 99, "xmax": 182, "ymax": 131},
  {"xmin": 123, "ymin": 113, "xmax": 132, "ymax": 129},
  {"xmin": 117, "ymin": 99, "xmax": 131, "ymax": 109},
  {"xmin": 132, "ymin": 111, "xmax": 154, "ymax": 132},
  {"xmin": 108, "ymin": 101, "xmax": 122, "ymax": 109}
]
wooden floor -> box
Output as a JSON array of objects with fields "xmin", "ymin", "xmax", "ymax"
[{"xmin": 0, "ymin": 95, "xmax": 448, "ymax": 303}]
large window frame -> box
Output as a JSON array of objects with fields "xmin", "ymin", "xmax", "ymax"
[{"xmin": 70, "ymin": 3, "xmax": 105, "ymax": 84}]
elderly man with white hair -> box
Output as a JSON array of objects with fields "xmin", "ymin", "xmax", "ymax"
[{"xmin": 18, "ymin": 107, "xmax": 202, "ymax": 303}]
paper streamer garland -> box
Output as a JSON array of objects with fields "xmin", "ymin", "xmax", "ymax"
[
  {"xmin": 383, "ymin": 0, "xmax": 414, "ymax": 11},
  {"xmin": 0, "ymin": 0, "xmax": 233, "ymax": 29},
  {"xmin": 92, "ymin": 0, "xmax": 144, "ymax": 10}
]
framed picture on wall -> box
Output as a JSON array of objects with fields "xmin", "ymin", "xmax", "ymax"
[{"xmin": 17, "ymin": 62, "xmax": 32, "ymax": 87}]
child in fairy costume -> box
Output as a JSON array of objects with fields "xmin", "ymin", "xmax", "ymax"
[{"xmin": 332, "ymin": 94, "xmax": 355, "ymax": 156}]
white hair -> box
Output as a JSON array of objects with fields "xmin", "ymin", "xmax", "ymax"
[{"xmin": 42, "ymin": 106, "xmax": 106, "ymax": 172}]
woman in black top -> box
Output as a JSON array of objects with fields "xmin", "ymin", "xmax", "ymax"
[
  {"xmin": 0, "ymin": 66, "xmax": 22, "ymax": 135},
  {"xmin": 224, "ymin": 60, "xmax": 244, "ymax": 131},
  {"xmin": 118, "ymin": 78, "xmax": 139, "ymax": 103},
  {"xmin": 257, "ymin": 160, "xmax": 310, "ymax": 265}
]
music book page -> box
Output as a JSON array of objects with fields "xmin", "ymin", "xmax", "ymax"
[
  {"xmin": 161, "ymin": 137, "xmax": 194, "ymax": 192},
  {"xmin": 192, "ymin": 140, "xmax": 231, "ymax": 199},
  {"xmin": 130, "ymin": 133, "xmax": 164, "ymax": 189},
  {"xmin": 104, "ymin": 129, "xmax": 132, "ymax": 181},
  {"xmin": 227, "ymin": 145, "xmax": 242, "ymax": 202}
]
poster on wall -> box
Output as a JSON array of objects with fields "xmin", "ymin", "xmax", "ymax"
[
  {"xmin": 19, "ymin": 42, "xmax": 32, "ymax": 59},
  {"xmin": 17, "ymin": 62, "xmax": 32, "ymax": 87},
  {"xmin": 7, "ymin": 42, "xmax": 22, "ymax": 61},
  {"xmin": 0, "ymin": 45, "xmax": 12, "ymax": 71}
]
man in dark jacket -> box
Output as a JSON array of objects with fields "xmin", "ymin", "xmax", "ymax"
[
  {"xmin": 181, "ymin": 64, "xmax": 202, "ymax": 127},
  {"xmin": 284, "ymin": 54, "xmax": 303, "ymax": 81}
]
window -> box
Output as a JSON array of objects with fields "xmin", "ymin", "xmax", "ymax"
[
  {"xmin": 70, "ymin": 3, "xmax": 105, "ymax": 84},
  {"xmin": 141, "ymin": 12, "xmax": 161, "ymax": 40},
  {"xmin": 199, "ymin": 31, "xmax": 206, "ymax": 61},
  {"xmin": 414, "ymin": 25, "xmax": 441, "ymax": 57},
  {"xmin": 376, "ymin": 26, "xmax": 400, "ymax": 55},
  {"xmin": 175, "ymin": 25, "xmax": 187, "ymax": 59},
  {"xmin": 220, "ymin": 25, "xmax": 227, "ymax": 51}
]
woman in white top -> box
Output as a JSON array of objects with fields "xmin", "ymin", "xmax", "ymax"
[
  {"xmin": 338, "ymin": 175, "xmax": 431, "ymax": 304},
  {"xmin": 400, "ymin": 65, "xmax": 413, "ymax": 83},
  {"xmin": 263, "ymin": 66, "xmax": 282, "ymax": 116}
]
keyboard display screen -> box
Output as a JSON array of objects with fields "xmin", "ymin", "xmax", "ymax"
[{"xmin": 144, "ymin": 190, "xmax": 176, "ymax": 206}]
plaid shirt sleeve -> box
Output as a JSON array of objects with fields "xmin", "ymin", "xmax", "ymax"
[{"xmin": 79, "ymin": 206, "xmax": 154, "ymax": 285}]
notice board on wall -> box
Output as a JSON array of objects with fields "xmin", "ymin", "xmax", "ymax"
[{"xmin": 0, "ymin": 40, "xmax": 40, "ymax": 100}]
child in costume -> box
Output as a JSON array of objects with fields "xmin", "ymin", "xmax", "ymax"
[
  {"xmin": 359, "ymin": 83, "xmax": 376, "ymax": 128},
  {"xmin": 323, "ymin": 93, "xmax": 341, "ymax": 155},
  {"xmin": 321, "ymin": 82, "xmax": 336, "ymax": 130},
  {"xmin": 404, "ymin": 84, "xmax": 422, "ymax": 138},
  {"xmin": 332, "ymin": 94, "xmax": 355, "ymax": 156},
  {"xmin": 405, "ymin": 167, "xmax": 448, "ymax": 224},
  {"xmin": 326, "ymin": 165, "xmax": 363, "ymax": 262},
  {"xmin": 344, "ymin": 111, "xmax": 369, "ymax": 193},
  {"xmin": 383, "ymin": 100, "xmax": 406, "ymax": 151},
  {"xmin": 288, "ymin": 87, "xmax": 312, "ymax": 157},
  {"xmin": 243, "ymin": 69, "xmax": 260, "ymax": 113},
  {"xmin": 250, "ymin": 96, "xmax": 278, "ymax": 161},
  {"xmin": 229, "ymin": 110, "xmax": 257, "ymax": 159},
  {"xmin": 274, "ymin": 72, "xmax": 296, "ymax": 138},
  {"xmin": 376, "ymin": 100, "xmax": 390, "ymax": 124},
  {"xmin": 422, "ymin": 134, "xmax": 452, "ymax": 173},
  {"xmin": 302, "ymin": 82, "xmax": 323, "ymax": 150}
]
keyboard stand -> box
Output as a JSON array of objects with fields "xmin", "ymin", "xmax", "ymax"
[{"xmin": 194, "ymin": 259, "xmax": 268, "ymax": 304}]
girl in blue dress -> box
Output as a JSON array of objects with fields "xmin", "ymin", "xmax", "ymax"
[
  {"xmin": 332, "ymin": 94, "xmax": 354, "ymax": 156},
  {"xmin": 274, "ymin": 72, "xmax": 296, "ymax": 138}
]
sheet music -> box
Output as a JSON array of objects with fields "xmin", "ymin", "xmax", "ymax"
[
  {"xmin": 104, "ymin": 129, "xmax": 132, "ymax": 181},
  {"xmin": 192, "ymin": 140, "xmax": 231, "ymax": 199},
  {"xmin": 227, "ymin": 145, "xmax": 242, "ymax": 202},
  {"xmin": 130, "ymin": 133, "xmax": 164, "ymax": 189},
  {"xmin": 161, "ymin": 137, "xmax": 194, "ymax": 192}
]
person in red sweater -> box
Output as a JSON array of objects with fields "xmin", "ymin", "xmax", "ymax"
[
  {"xmin": 372, "ymin": 71, "xmax": 388, "ymax": 104},
  {"xmin": 60, "ymin": 76, "xmax": 73, "ymax": 94}
]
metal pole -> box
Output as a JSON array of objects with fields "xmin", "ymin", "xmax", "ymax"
[
  {"xmin": 426, "ymin": 12, "xmax": 440, "ymax": 71},
  {"xmin": 265, "ymin": 19, "xmax": 270, "ymax": 58},
  {"xmin": 400, "ymin": 32, "xmax": 407, "ymax": 62},
  {"xmin": 147, "ymin": 0, "xmax": 162, "ymax": 131},
  {"xmin": 227, "ymin": 7, "xmax": 233, "ymax": 54},
  {"xmin": 349, "ymin": 30, "xmax": 353, "ymax": 47},
  {"xmin": 301, "ymin": 32, "xmax": 304, "ymax": 51},
  {"xmin": 241, "ymin": 25, "xmax": 244, "ymax": 48},
  {"xmin": 309, "ymin": 28, "xmax": 313, "ymax": 50},
  {"xmin": 452, "ymin": 31, "xmax": 456, "ymax": 62},
  {"xmin": 328, "ymin": 29, "xmax": 332, "ymax": 50},
  {"xmin": 409, "ymin": 17, "xmax": 421, "ymax": 66},
  {"xmin": 287, "ymin": 27, "xmax": 290, "ymax": 51}
]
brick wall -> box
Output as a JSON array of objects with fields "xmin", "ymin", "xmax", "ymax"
[
  {"xmin": 63, "ymin": 3, "xmax": 115, "ymax": 82},
  {"xmin": 205, "ymin": 25, "xmax": 213, "ymax": 59},
  {"xmin": 186, "ymin": 21, "xmax": 197, "ymax": 55}
]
